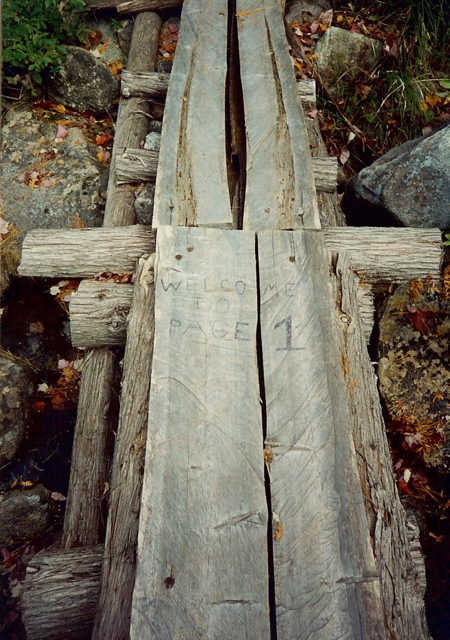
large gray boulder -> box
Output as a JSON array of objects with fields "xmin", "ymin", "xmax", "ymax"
[
  {"xmin": 343, "ymin": 121, "xmax": 450, "ymax": 228},
  {"xmin": 1, "ymin": 107, "xmax": 104, "ymax": 296},
  {"xmin": 286, "ymin": 0, "xmax": 331, "ymax": 24},
  {"xmin": 0, "ymin": 353, "xmax": 36, "ymax": 467},
  {"xmin": 46, "ymin": 46, "xmax": 119, "ymax": 114},
  {"xmin": 314, "ymin": 26, "xmax": 382, "ymax": 97}
]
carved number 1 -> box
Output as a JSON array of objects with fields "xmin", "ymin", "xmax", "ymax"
[{"xmin": 274, "ymin": 315, "xmax": 304, "ymax": 351}]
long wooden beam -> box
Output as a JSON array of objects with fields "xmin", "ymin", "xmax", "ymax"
[
  {"xmin": 152, "ymin": 0, "xmax": 232, "ymax": 228},
  {"xmin": 130, "ymin": 226, "xmax": 270, "ymax": 638},
  {"xmin": 19, "ymin": 226, "xmax": 441, "ymax": 281}
]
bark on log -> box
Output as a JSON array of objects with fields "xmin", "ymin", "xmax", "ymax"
[
  {"xmin": 121, "ymin": 70, "xmax": 170, "ymax": 99},
  {"xmin": 70, "ymin": 281, "xmax": 134, "ymax": 348},
  {"xmin": 331, "ymin": 252, "xmax": 431, "ymax": 639},
  {"xmin": 311, "ymin": 156, "xmax": 338, "ymax": 192},
  {"xmin": 92, "ymin": 254, "xmax": 156, "ymax": 640},
  {"xmin": 297, "ymin": 78, "xmax": 316, "ymax": 104},
  {"xmin": 115, "ymin": 148, "xmax": 336, "ymax": 192},
  {"xmin": 63, "ymin": 349, "xmax": 119, "ymax": 547},
  {"xmin": 104, "ymin": 11, "xmax": 161, "ymax": 228},
  {"xmin": 20, "ymin": 545, "xmax": 103, "ymax": 640},
  {"xmin": 115, "ymin": 148, "xmax": 159, "ymax": 184},
  {"xmin": 117, "ymin": 0, "xmax": 182, "ymax": 14},
  {"xmin": 324, "ymin": 227, "xmax": 442, "ymax": 283},
  {"xmin": 18, "ymin": 225, "xmax": 153, "ymax": 277}
]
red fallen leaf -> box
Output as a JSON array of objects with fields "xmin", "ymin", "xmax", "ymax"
[
  {"xmin": 51, "ymin": 389, "xmax": 66, "ymax": 410},
  {"xmin": 33, "ymin": 401, "xmax": 46, "ymax": 413},
  {"xmin": 407, "ymin": 306, "xmax": 430, "ymax": 332},
  {"xmin": 398, "ymin": 478, "xmax": 413, "ymax": 495},
  {"xmin": 56, "ymin": 124, "xmax": 68, "ymax": 139},
  {"xmin": 1, "ymin": 548, "xmax": 12, "ymax": 565}
]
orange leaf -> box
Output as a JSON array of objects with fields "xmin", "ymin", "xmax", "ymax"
[
  {"xmin": 51, "ymin": 390, "xmax": 66, "ymax": 411},
  {"xmin": 398, "ymin": 478, "xmax": 412, "ymax": 495}
]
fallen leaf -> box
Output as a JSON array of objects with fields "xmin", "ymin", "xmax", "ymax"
[
  {"xmin": 51, "ymin": 389, "xmax": 66, "ymax": 410},
  {"xmin": 58, "ymin": 358, "xmax": 72, "ymax": 370},
  {"xmin": 33, "ymin": 401, "xmax": 46, "ymax": 412},
  {"xmin": 0, "ymin": 217, "xmax": 10, "ymax": 235},
  {"xmin": 340, "ymin": 149, "xmax": 350, "ymax": 165},
  {"xmin": 55, "ymin": 124, "xmax": 69, "ymax": 139},
  {"xmin": 53, "ymin": 104, "xmax": 67, "ymax": 114},
  {"xmin": 37, "ymin": 382, "xmax": 49, "ymax": 392},
  {"xmin": 398, "ymin": 478, "xmax": 412, "ymax": 495},
  {"xmin": 50, "ymin": 491, "xmax": 67, "ymax": 501},
  {"xmin": 42, "ymin": 178, "xmax": 57, "ymax": 188},
  {"xmin": 28, "ymin": 321, "xmax": 44, "ymax": 334}
]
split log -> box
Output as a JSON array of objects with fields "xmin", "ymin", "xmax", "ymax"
[
  {"xmin": 130, "ymin": 226, "xmax": 270, "ymax": 638},
  {"xmin": 117, "ymin": 0, "xmax": 182, "ymax": 14},
  {"xmin": 115, "ymin": 148, "xmax": 159, "ymax": 184},
  {"xmin": 237, "ymin": 0, "xmax": 319, "ymax": 231},
  {"xmin": 92, "ymin": 254, "xmax": 156, "ymax": 640},
  {"xmin": 63, "ymin": 349, "xmax": 119, "ymax": 547},
  {"xmin": 121, "ymin": 70, "xmax": 170, "ymax": 99},
  {"xmin": 331, "ymin": 251, "xmax": 431, "ymax": 638},
  {"xmin": 115, "ymin": 147, "xmax": 337, "ymax": 192},
  {"xmin": 70, "ymin": 281, "xmax": 134, "ymax": 348},
  {"xmin": 324, "ymin": 227, "xmax": 442, "ymax": 283},
  {"xmin": 21, "ymin": 545, "xmax": 104, "ymax": 640},
  {"xmin": 18, "ymin": 225, "xmax": 153, "ymax": 277},
  {"xmin": 258, "ymin": 230, "xmax": 386, "ymax": 639},
  {"xmin": 104, "ymin": 11, "xmax": 161, "ymax": 228},
  {"xmin": 152, "ymin": 0, "xmax": 233, "ymax": 228}
]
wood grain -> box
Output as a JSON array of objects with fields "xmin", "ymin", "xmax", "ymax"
[
  {"xmin": 331, "ymin": 252, "xmax": 431, "ymax": 639},
  {"xmin": 70, "ymin": 281, "xmax": 134, "ymax": 348},
  {"xmin": 117, "ymin": 0, "xmax": 182, "ymax": 15},
  {"xmin": 121, "ymin": 70, "xmax": 170, "ymax": 99},
  {"xmin": 93, "ymin": 254, "xmax": 156, "ymax": 640},
  {"xmin": 63, "ymin": 349, "xmax": 119, "ymax": 547},
  {"xmin": 237, "ymin": 0, "xmax": 319, "ymax": 231},
  {"xmin": 18, "ymin": 225, "xmax": 153, "ymax": 277},
  {"xmin": 131, "ymin": 226, "xmax": 270, "ymax": 639},
  {"xmin": 21, "ymin": 545, "xmax": 104, "ymax": 640},
  {"xmin": 115, "ymin": 148, "xmax": 159, "ymax": 184},
  {"xmin": 258, "ymin": 230, "xmax": 385, "ymax": 639},
  {"xmin": 104, "ymin": 11, "xmax": 161, "ymax": 228},
  {"xmin": 152, "ymin": 0, "xmax": 233, "ymax": 228}
]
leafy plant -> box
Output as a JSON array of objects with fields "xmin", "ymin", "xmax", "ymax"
[{"xmin": 3, "ymin": 0, "xmax": 88, "ymax": 85}]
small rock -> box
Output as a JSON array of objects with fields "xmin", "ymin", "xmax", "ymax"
[
  {"xmin": 149, "ymin": 120, "xmax": 163, "ymax": 134},
  {"xmin": 144, "ymin": 131, "xmax": 161, "ymax": 152},
  {"xmin": 117, "ymin": 20, "xmax": 134, "ymax": 57},
  {"xmin": 286, "ymin": 0, "xmax": 331, "ymax": 24},
  {"xmin": 0, "ymin": 353, "xmax": 36, "ymax": 467},
  {"xmin": 156, "ymin": 59, "xmax": 174, "ymax": 74},
  {"xmin": 314, "ymin": 26, "xmax": 382, "ymax": 97},
  {"xmin": 0, "ymin": 486, "xmax": 50, "ymax": 547},
  {"xmin": 46, "ymin": 46, "xmax": 119, "ymax": 115},
  {"xmin": 135, "ymin": 184, "xmax": 155, "ymax": 226},
  {"xmin": 343, "ymin": 121, "xmax": 450, "ymax": 228}
]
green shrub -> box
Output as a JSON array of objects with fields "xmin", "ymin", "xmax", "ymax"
[{"xmin": 3, "ymin": 0, "xmax": 87, "ymax": 84}]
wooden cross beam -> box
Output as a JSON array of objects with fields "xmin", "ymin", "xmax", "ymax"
[{"xmin": 18, "ymin": 1, "xmax": 438, "ymax": 639}]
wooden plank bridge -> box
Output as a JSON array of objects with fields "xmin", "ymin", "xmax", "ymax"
[{"xmin": 18, "ymin": 1, "xmax": 441, "ymax": 638}]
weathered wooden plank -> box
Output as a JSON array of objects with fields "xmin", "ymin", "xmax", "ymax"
[
  {"xmin": 121, "ymin": 70, "xmax": 170, "ymax": 99},
  {"xmin": 70, "ymin": 281, "xmax": 134, "ymax": 348},
  {"xmin": 63, "ymin": 349, "xmax": 119, "ymax": 547},
  {"xmin": 115, "ymin": 148, "xmax": 159, "ymax": 184},
  {"xmin": 93, "ymin": 254, "xmax": 156, "ymax": 640},
  {"xmin": 117, "ymin": 0, "xmax": 182, "ymax": 15},
  {"xmin": 131, "ymin": 226, "xmax": 269, "ymax": 639},
  {"xmin": 258, "ymin": 230, "xmax": 386, "ymax": 639},
  {"xmin": 324, "ymin": 227, "xmax": 442, "ymax": 283},
  {"xmin": 152, "ymin": 0, "xmax": 233, "ymax": 228},
  {"xmin": 18, "ymin": 225, "xmax": 153, "ymax": 277},
  {"xmin": 237, "ymin": 1, "xmax": 320, "ymax": 231},
  {"xmin": 104, "ymin": 11, "xmax": 161, "ymax": 228},
  {"xmin": 331, "ymin": 252, "xmax": 431, "ymax": 639},
  {"xmin": 21, "ymin": 545, "xmax": 104, "ymax": 640},
  {"xmin": 297, "ymin": 78, "xmax": 316, "ymax": 104}
]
